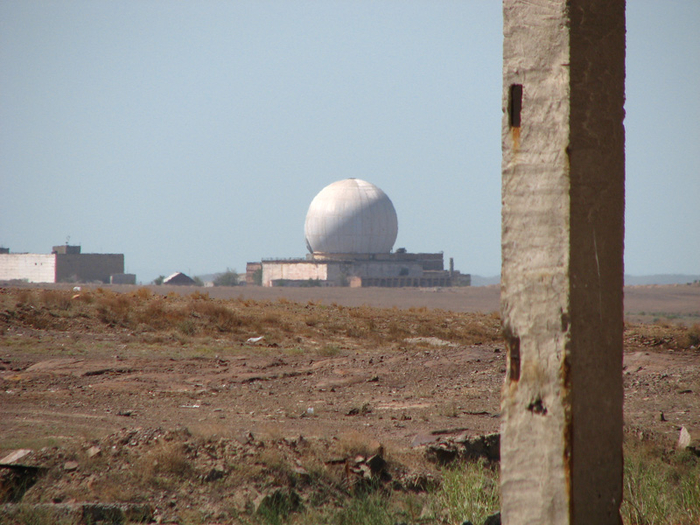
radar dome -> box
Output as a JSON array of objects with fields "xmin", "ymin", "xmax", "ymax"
[{"xmin": 304, "ymin": 179, "xmax": 398, "ymax": 254}]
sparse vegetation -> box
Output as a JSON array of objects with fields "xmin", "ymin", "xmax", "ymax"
[
  {"xmin": 621, "ymin": 436, "xmax": 700, "ymax": 525},
  {"xmin": 1, "ymin": 286, "xmax": 699, "ymax": 524},
  {"xmin": 6, "ymin": 431, "xmax": 694, "ymax": 525},
  {"xmin": 0, "ymin": 287, "xmax": 504, "ymax": 349},
  {"xmin": 213, "ymin": 268, "xmax": 239, "ymax": 287},
  {"xmin": 432, "ymin": 459, "xmax": 500, "ymax": 524},
  {"xmin": 684, "ymin": 322, "xmax": 700, "ymax": 348}
]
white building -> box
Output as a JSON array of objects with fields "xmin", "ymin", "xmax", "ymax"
[
  {"xmin": 0, "ymin": 245, "xmax": 128, "ymax": 284},
  {"xmin": 255, "ymin": 179, "xmax": 469, "ymax": 288}
]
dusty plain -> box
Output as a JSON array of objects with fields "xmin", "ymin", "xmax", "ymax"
[
  {"xmin": 0, "ymin": 283, "xmax": 698, "ymax": 522},
  {"xmin": 2, "ymin": 282, "xmax": 699, "ymax": 453}
]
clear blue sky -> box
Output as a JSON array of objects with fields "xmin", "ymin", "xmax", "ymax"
[{"xmin": 1, "ymin": 1, "xmax": 698, "ymax": 283}]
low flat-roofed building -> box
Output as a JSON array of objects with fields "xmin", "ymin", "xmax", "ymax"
[
  {"xmin": 0, "ymin": 245, "xmax": 126, "ymax": 284},
  {"xmin": 261, "ymin": 252, "xmax": 461, "ymax": 288}
]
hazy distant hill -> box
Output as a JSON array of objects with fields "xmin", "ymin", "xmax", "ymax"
[
  {"xmin": 469, "ymin": 274, "xmax": 700, "ymax": 286},
  {"xmin": 624, "ymin": 274, "xmax": 700, "ymax": 286},
  {"xmin": 193, "ymin": 273, "xmax": 698, "ymax": 287},
  {"xmin": 469, "ymin": 275, "xmax": 501, "ymax": 287}
]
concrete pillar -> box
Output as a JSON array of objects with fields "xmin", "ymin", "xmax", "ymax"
[{"xmin": 500, "ymin": 1, "xmax": 625, "ymax": 523}]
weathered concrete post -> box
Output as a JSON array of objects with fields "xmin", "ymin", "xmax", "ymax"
[{"xmin": 501, "ymin": 1, "xmax": 625, "ymax": 523}]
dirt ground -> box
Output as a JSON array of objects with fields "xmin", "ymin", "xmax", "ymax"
[
  {"xmin": 0, "ymin": 284, "xmax": 698, "ymax": 522},
  {"xmin": 1, "ymin": 341, "xmax": 504, "ymax": 451},
  {"xmin": 1, "ymin": 283, "xmax": 698, "ymax": 451}
]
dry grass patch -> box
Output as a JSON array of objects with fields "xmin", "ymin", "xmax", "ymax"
[
  {"xmin": 625, "ymin": 321, "xmax": 700, "ymax": 352},
  {"xmin": 0, "ymin": 287, "xmax": 505, "ymax": 355},
  {"xmin": 622, "ymin": 435, "xmax": 700, "ymax": 525}
]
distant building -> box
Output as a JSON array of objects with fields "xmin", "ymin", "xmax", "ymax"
[
  {"xmin": 245, "ymin": 262, "xmax": 262, "ymax": 285},
  {"xmin": 256, "ymin": 179, "xmax": 470, "ymax": 288},
  {"xmin": 110, "ymin": 273, "xmax": 137, "ymax": 285},
  {"xmin": 0, "ymin": 245, "xmax": 127, "ymax": 284},
  {"xmin": 162, "ymin": 272, "xmax": 196, "ymax": 286}
]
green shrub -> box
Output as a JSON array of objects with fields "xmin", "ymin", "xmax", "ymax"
[{"xmin": 213, "ymin": 268, "xmax": 239, "ymax": 287}]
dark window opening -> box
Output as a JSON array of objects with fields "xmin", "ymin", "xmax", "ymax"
[
  {"xmin": 508, "ymin": 84, "xmax": 523, "ymax": 128},
  {"xmin": 506, "ymin": 333, "xmax": 521, "ymax": 382}
]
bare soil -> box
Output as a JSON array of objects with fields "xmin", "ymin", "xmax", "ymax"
[{"xmin": 0, "ymin": 284, "xmax": 698, "ymax": 522}]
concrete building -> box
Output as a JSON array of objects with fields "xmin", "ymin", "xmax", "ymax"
[
  {"xmin": 110, "ymin": 273, "xmax": 137, "ymax": 285},
  {"xmin": 245, "ymin": 262, "xmax": 262, "ymax": 285},
  {"xmin": 254, "ymin": 179, "xmax": 470, "ymax": 287},
  {"xmin": 0, "ymin": 245, "xmax": 126, "ymax": 284}
]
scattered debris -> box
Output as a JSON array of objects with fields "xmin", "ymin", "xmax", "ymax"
[
  {"xmin": 0, "ymin": 503, "xmax": 152, "ymax": 524},
  {"xmin": 423, "ymin": 433, "xmax": 500, "ymax": 465},
  {"xmin": 0, "ymin": 427, "xmax": 430, "ymax": 522},
  {"xmin": 347, "ymin": 403, "xmax": 372, "ymax": 416},
  {"xmin": 0, "ymin": 450, "xmax": 32, "ymax": 465},
  {"xmin": 405, "ymin": 337, "xmax": 458, "ymax": 347},
  {"xmin": 63, "ymin": 461, "xmax": 79, "ymax": 471},
  {"xmin": 335, "ymin": 451, "xmax": 392, "ymax": 490},
  {"xmin": 202, "ymin": 464, "xmax": 226, "ymax": 482},
  {"xmin": 676, "ymin": 426, "xmax": 699, "ymax": 455}
]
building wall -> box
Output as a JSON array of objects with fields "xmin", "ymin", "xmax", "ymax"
[
  {"xmin": 309, "ymin": 252, "xmax": 445, "ymax": 271},
  {"xmin": 52, "ymin": 245, "xmax": 81, "ymax": 255},
  {"xmin": 262, "ymin": 262, "xmax": 329, "ymax": 287},
  {"xmin": 245, "ymin": 262, "xmax": 262, "ymax": 285},
  {"xmin": 348, "ymin": 261, "xmax": 424, "ymax": 279},
  {"xmin": 110, "ymin": 273, "xmax": 136, "ymax": 285},
  {"xmin": 55, "ymin": 254, "xmax": 124, "ymax": 283},
  {"xmin": 0, "ymin": 254, "xmax": 56, "ymax": 283},
  {"xmin": 261, "ymin": 259, "xmax": 452, "ymax": 287},
  {"xmin": 358, "ymin": 275, "xmax": 451, "ymax": 288}
]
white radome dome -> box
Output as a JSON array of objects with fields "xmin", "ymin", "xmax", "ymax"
[{"xmin": 305, "ymin": 179, "xmax": 398, "ymax": 254}]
